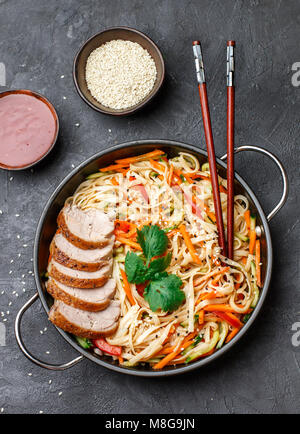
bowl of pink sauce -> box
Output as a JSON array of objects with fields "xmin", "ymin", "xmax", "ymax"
[{"xmin": 0, "ymin": 90, "xmax": 59, "ymax": 170}]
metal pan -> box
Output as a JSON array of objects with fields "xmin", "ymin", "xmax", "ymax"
[{"xmin": 15, "ymin": 140, "xmax": 288, "ymax": 376}]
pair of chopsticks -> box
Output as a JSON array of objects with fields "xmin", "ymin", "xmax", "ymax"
[{"xmin": 192, "ymin": 40, "xmax": 235, "ymax": 259}]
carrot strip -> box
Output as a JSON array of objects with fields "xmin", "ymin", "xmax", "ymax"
[
  {"xmin": 195, "ymin": 292, "xmax": 217, "ymax": 306},
  {"xmin": 249, "ymin": 229, "xmax": 256, "ymax": 254},
  {"xmin": 198, "ymin": 310, "xmax": 205, "ymax": 325},
  {"xmin": 100, "ymin": 164, "xmax": 128, "ymax": 172},
  {"xmin": 255, "ymin": 240, "xmax": 262, "ymax": 287},
  {"xmin": 115, "ymin": 150, "xmax": 164, "ymax": 165},
  {"xmin": 204, "ymin": 304, "xmax": 236, "ymax": 313},
  {"xmin": 153, "ymin": 339, "xmax": 195, "ymax": 370},
  {"xmin": 118, "ymin": 355, "xmax": 124, "ymax": 364},
  {"xmin": 166, "ymin": 228, "xmax": 179, "ymax": 238},
  {"xmin": 219, "ymin": 185, "xmax": 227, "ymax": 194},
  {"xmin": 179, "ymin": 224, "xmax": 202, "ymax": 265},
  {"xmin": 244, "ymin": 210, "xmax": 251, "ymax": 231},
  {"xmin": 225, "ymin": 327, "xmax": 239, "ymax": 343},
  {"xmin": 115, "ymin": 236, "xmax": 142, "ymax": 251},
  {"xmin": 150, "ymin": 158, "xmax": 165, "ymax": 173},
  {"xmin": 213, "ymin": 311, "xmax": 243, "ymax": 328},
  {"xmin": 167, "ymin": 164, "xmax": 174, "ymax": 186},
  {"xmin": 174, "ymin": 168, "xmax": 193, "ymax": 184},
  {"xmin": 120, "ymin": 269, "xmax": 136, "ymax": 305},
  {"xmin": 111, "ymin": 178, "xmax": 119, "ymax": 186}
]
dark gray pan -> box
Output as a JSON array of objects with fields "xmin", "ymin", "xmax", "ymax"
[{"xmin": 15, "ymin": 139, "xmax": 288, "ymax": 376}]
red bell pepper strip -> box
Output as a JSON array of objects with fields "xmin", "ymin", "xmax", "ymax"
[
  {"xmin": 212, "ymin": 311, "xmax": 242, "ymax": 329},
  {"xmin": 93, "ymin": 339, "xmax": 122, "ymax": 356}
]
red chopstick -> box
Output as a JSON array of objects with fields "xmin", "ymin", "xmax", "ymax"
[
  {"xmin": 227, "ymin": 41, "xmax": 235, "ymax": 259},
  {"xmin": 192, "ymin": 41, "xmax": 227, "ymax": 256}
]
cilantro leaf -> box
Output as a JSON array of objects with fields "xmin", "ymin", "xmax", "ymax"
[
  {"xmin": 145, "ymin": 253, "xmax": 172, "ymax": 280},
  {"xmin": 144, "ymin": 274, "xmax": 185, "ymax": 312},
  {"xmin": 125, "ymin": 252, "xmax": 148, "ymax": 284},
  {"xmin": 136, "ymin": 225, "xmax": 168, "ymax": 264}
]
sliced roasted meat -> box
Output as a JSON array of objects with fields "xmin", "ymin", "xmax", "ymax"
[
  {"xmin": 48, "ymin": 259, "xmax": 112, "ymax": 289},
  {"xmin": 46, "ymin": 278, "xmax": 116, "ymax": 312},
  {"xmin": 49, "ymin": 299, "xmax": 121, "ymax": 338},
  {"xmin": 50, "ymin": 232, "xmax": 113, "ymax": 272},
  {"xmin": 57, "ymin": 205, "xmax": 114, "ymax": 250}
]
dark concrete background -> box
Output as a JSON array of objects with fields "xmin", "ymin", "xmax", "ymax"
[{"xmin": 0, "ymin": 0, "xmax": 299, "ymax": 414}]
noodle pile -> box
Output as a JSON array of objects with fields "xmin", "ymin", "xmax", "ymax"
[{"xmin": 66, "ymin": 151, "xmax": 260, "ymax": 367}]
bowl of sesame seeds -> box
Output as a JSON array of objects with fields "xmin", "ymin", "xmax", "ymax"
[{"xmin": 73, "ymin": 27, "xmax": 165, "ymax": 116}]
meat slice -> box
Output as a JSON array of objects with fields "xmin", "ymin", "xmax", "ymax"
[
  {"xmin": 49, "ymin": 299, "xmax": 121, "ymax": 338},
  {"xmin": 48, "ymin": 259, "xmax": 112, "ymax": 289},
  {"xmin": 46, "ymin": 278, "xmax": 116, "ymax": 312},
  {"xmin": 51, "ymin": 232, "xmax": 113, "ymax": 272},
  {"xmin": 57, "ymin": 205, "xmax": 114, "ymax": 250}
]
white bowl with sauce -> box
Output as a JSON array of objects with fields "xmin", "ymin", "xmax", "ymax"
[{"xmin": 0, "ymin": 89, "xmax": 59, "ymax": 170}]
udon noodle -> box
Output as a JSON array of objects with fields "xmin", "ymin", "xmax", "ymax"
[{"xmin": 65, "ymin": 151, "xmax": 261, "ymax": 368}]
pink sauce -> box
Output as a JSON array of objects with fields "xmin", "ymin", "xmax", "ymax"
[{"xmin": 0, "ymin": 93, "xmax": 57, "ymax": 168}]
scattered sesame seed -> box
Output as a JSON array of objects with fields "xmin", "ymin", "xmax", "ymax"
[
  {"xmin": 39, "ymin": 411, "xmax": 43, "ymax": 414},
  {"xmin": 46, "ymin": 351, "xmax": 50, "ymax": 354},
  {"xmin": 21, "ymin": 281, "xmax": 25, "ymax": 285},
  {"xmin": 48, "ymin": 380, "xmax": 52, "ymax": 384},
  {"xmin": 0, "ymin": 210, "xmax": 2, "ymax": 214},
  {"xmin": 22, "ymin": 289, "xmax": 26, "ymax": 293},
  {"xmin": 44, "ymin": 327, "xmax": 47, "ymax": 331},
  {"xmin": 40, "ymin": 330, "xmax": 43, "ymax": 334},
  {"xmin": 58, "ymin": 391, "xmax": 62, "ymax": 396},
  {"xmin": 3, "ymin": 318, "xmax": 7, "ymax": 322},
  {"xmin": 17, "ymin": 235, "xmax": 20, "ymax": 239},
  {"xmin": 18, "ymin": 253, "xmax": 21, "ymax": 257},
  {"xmin": 71, "ymin": 164, "xmax": 75, "ymax": 168},
  {"xmin": 23, "ymin": 244, "xmax": 28, "ymax": 247},
  {"xmin": 9, "ymin": 270, "xmax": 12, "ymax": 274},
  {"xmin": 28, "ymin": 373, "xmax": 32, "ymax": 376},
  {"xmin": 10, "ymin": 259, "xmax": 14, "ymax": 263},
  {"xmin": 75, "ymin": 123, "xmax": 80, "ymax": 127},
  {"xmin": 22, "ymin": 274, "xmax": 25, "ymax": 278},
  {"xmin": 9, "ymin": 176, "xmax": 13, "ymax": 181},
  {"xmin": 30, "ymin": 258, "xmax": 33, "ymax": 262},
  {"xmin": 61, "ymin": 75, "xmax": 65, "ymax": 78},
  {"xmin": 6, "ymin": 311, "xmax": 9, "ymax": 315},
  {"xmin": 108, "ymin": 129, "xmax": 112, "ymax": 133},
  {"xmin": 8, "ymin": 302, "xmax": 12, "ymax": 306},
  {"xmin": 0, "ymin": 408, "xmax": 3, "ymax": 413},
  {"xmin": 1, "ymin": 291, "xmax": 4, "ymax": 295},
  {"xmin": 63, "ymin": 96, "xmax": 66, "ymax": 100},
  {"xmin": 15, "ymin": 214, "xmax": 20, "ymax": 217},
  {"xmin": 15, "ymin": 293, "xmax": 18, "ymax": 297}
]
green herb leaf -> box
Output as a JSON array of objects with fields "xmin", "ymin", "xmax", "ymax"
[
  {"xmin": 136, "ymin": 225, "xmax": 168, "ymax": 264},
  {"xmin": 75, "ymin": 336, "xmax": 92, "ymax": 349},
  {"xmin": 125, "ymin": 252, "xmax": 148, "ymax": 284},
  {"xmin": 144, "ymin": 274, "xmax": 185, "ymax": 312},
  {"xmin": 145, "ymin": 253, "xmax": 172, "ymax": 280}
]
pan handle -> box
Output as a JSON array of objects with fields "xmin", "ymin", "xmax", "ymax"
[
  {"xmin": 220, "ymin": 145, "xmax": 288, "ymax": 221},
  {"xmin": 15, "ymin": 293, "xmax": 84, "ymax": 370}
]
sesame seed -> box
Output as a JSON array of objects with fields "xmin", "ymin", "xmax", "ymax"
[
  {"xmin": 28, "ymin": 373, "xmax": 32, "ymax": 376},
  {"xmin": 10, "ymin": 259, "xmax": 14, "ymax": 263},
  {"xmin": 23, "ymin": 244, "xmax": 28, "ymax": 247},
  {"xmin": 3, "ymin": 318, "xmax": 7, "ymax": 322},
  {"xmin": 58, "ymin": 391, "xmax": 62, "ymax": 396},
  {"xmin": 0, "ymin": 408, "xmax": 3, "ymax": 413},
  {"xmin": 63, "ymin": 96, "xmax": 66, "ymax": 100},
  {"xmin": 17, "ymin": 235, "xmax": 20, "ymax": 239},
  {"xmin": 15, "ymin": 214, "xmax": 20, "ymax": 217},
  {"xmin": 9, "ymin": 176, "xmax": 13, "ymax": 181},
  {"xmin": 75, "ymin": 123, "xmax": 80, "ymax": 127},
  {"xmin": 61, "ymin": 75, "xmax": 64, "ymax": 78},
  {"xmin": 39, "ymin": 411, "xmax": 43, "ymax": 414},
  {"xmin": 0, "ymin": 210, "xmax": 2, "ymax": 214},
  {"xmin": 9, "ymin": 270, "xmax": 12, "ymax": 274},
  {"xmin": 48, "ymin": 380, "xmax": 52, "ymax": 384}
]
